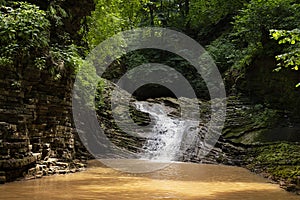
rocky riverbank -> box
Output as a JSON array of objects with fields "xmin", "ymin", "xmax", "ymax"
[
  {"xmin": 245, "ymin": 143, "xmax": 300, "ymax": 194},
  {"xmin": 23, "ymin": 157, "xmax": 86, "ymax": 181},
  {"xmin": 0, "ymin": 143, "xmax": 88, "ymax": 183}
]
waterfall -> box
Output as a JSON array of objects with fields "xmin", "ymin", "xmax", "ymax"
[{"xmin": 135, "ymin": 101, "xmax": 199, "ymax": 162}]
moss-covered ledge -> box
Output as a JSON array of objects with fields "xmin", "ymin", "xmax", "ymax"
[{"xmin": 246, "ymin": 143, "xmax": 300, "ymax": 194}]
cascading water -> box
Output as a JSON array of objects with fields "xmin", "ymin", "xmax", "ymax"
[{"xmin": 134, "ymin": 101, "xmax": 199, "ymax": 162}]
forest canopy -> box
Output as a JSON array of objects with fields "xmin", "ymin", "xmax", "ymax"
[
  {"xmin": 0, "ymin": 0, "xmax": 299, "ymax": 86},
  {"xmin": 85, "ymin": 0, "xmax": 300, "ymax": 87}
]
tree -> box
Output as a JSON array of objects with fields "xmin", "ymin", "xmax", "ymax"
[
  {"xmin": 0, "ymin": 0, "xmax": 94, "ymax": 79},
  {"xmin": 271, "ymin": 28, "xmax": 300, "ymax": 87},
  {"xmin": 0, "ymin": 2, "xmax": 50, "ymax": 68},
  {"xmin": 231, "ymin": 0, "xmax": 300, "ymax": 69},
  {"xmin": 86, "ymin": 0, "xmax": 143, "ymax": 47}
]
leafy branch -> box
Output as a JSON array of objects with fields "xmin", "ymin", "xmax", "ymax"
[{"xmin": 270, "ymin": 29, "xmax": 300, "ymax": 87}]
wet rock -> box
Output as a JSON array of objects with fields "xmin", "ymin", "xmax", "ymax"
[
  {"xmin": 56, "ymin": 162, "xmax": 69, "ymax": 168},
  {"xmin": 58, "ymin": 170, "xmax": 68, "ymax": 174},
  {"xmin": 0, "ymin": 171, "xmax": 6, "ymax": 184},
  {"xmin": 35, "ymin": 171, "xmax": 43, "ymax": 179}
]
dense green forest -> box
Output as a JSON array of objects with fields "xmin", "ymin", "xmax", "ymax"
[
  {"xmin": 1, "ymin": 0, "xmax": 300, "ymax": 195},
  {"xmin": 87, "ymin": 0, "xmax": 300, "ymax": 88},
  {"xmin": 1, "ymin": 0, "xmax": 300, "ymax": 109},
  {"xmin": 1, "ymin": 0, "xmax": 299, "ymax": 89}
]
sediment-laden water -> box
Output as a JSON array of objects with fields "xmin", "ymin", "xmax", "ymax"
[{"xmin": 0, "ymin": 160, "xmax": 299, "ymax": 200}]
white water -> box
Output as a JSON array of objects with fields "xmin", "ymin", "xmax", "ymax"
[{"xmin": 135, "ymin": 101, "xmax": 199, "ymax": 162}]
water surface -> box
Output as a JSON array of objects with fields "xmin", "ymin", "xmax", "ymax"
[{"xmin": 1, "ymin": 160, "xmax": 299, "ymax": 200}]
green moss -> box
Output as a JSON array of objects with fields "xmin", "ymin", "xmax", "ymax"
[
  {"xmin": 247, "ymin": 143, "xmax": 300, "ymax": 183},
  {"xmin": 269, "ymin": 166, "xmax": 300, "ymax": 182}
]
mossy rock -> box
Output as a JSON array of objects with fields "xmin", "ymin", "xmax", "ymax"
[{"xmin": 246, "ymin": 142, "xmax": 300, "ymax": 190}]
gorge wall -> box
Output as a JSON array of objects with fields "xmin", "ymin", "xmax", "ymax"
[
  {"xmin": 0, "ymin": 0, "xmax": 95, "ymax": 183},
  {"xmin": 0, "ymin": 65, "xmax": 77, "ymax": 182}
]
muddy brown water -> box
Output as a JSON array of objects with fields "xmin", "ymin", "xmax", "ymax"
[{"xmin": 0, "ymin": 159, "xmax": 299, "ymax": 200}]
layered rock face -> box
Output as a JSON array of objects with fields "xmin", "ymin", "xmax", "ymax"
[
  {"xmin": 0, "ymin": 0, "xmax": 96, "ymax": 183},
  {"xmin": 96, "ymin": 82, "xmax": 300, "ymax": 166},
  {"xmin": 95, "ymin": 82, "xmax": 246, "ymax": 165},
  {"xmin": 0, "ymin": 65, "xmax": 77, "ymax": 182},
  {"xmin": 1, "ymin": 70, "xmax": 298, "ymax": 184}
]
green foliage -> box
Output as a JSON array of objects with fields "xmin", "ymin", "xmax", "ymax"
[
  {"xmin": 0, "ymin": 2, "xmax": 50, "ymax": 67},
  {"xmin": 207, "ymin": 0, "xmax": 300, "ymax": 80},
  {"xmin": 231, "ymin": 0, "xmax": 300, "ymax": 69},
  {"xmin": 75, "ymin": 58, "xmax": 101, "ymax": 107},
  {"xmin": 48, "ymin": 44, "xmax": 83, "ymax": 79},
  {"xmin": 270, "ymin": 29, "xmax": 300, "ymax": 87},
  {"xmin": 189, "ymin": 0, "xmax": 244, "ymax": 28},
  {"xmin": 86, "ymin": 0, "xmax": 143, "ymax": 47},
  {"xmin": 139, "ymin": 0, "xmax": 190, "ymax": 29},
  {"xmin": 206, "ymin": 35, "xmax": 243, "ymax": 72},
  {"xmin": 95, "ymin": 78, "xmax": 109, "ymax": 109},
  {"xmin": 86, "ymin": 0, "xmax": 195, "ymax": 47},
  {"xmin": 47, "ymin": 2, "xmax": 68, "ymax": 27},
  {"xmin": 0, "ymin": 1, "xmax": 85, "ymax": 79}
]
